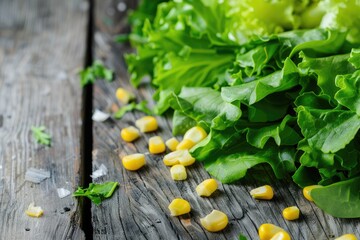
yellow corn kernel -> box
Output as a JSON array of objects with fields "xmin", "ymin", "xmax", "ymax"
[
  {"xmin": 135, "ymin": 116, "xmax": 158, "ymax": 133},
  {"xmin": 200, "ymin": 210, "xmax": 228, "ymax": 232},
  {"xmin": 176, "ymin": 139, "xmax": 196, "ymax": 150},
  {"xmin": 170, "ymin": 164, "xmax": 187, "ymax": 180},
  {"xmin": 163, "ymin": 150, "xmax": 195, "ymax": 166},
  {"xmin": 282, "ymin": 206, "xmax": 300, "ymax": 221},
  {"xmin": 250, "ymin": 185, "xmax": 274, "ymax": 200},
  {"xmin": 122, "ymin": 153, "xmax": 146, "ymax": 171},
  {"xmin": 163, "ymin": 150, "xmax": 182, "ymax": 166},
  {"xmin": 120, "ymin": 126, "xmax": 140, "ymax": 142},
  {"xmin": 335, "ymin": 234, "xmax": 358, "ymax": 240},
  {"xmin": 115, "ymin": 88, "xmax": 135, "ymax": 104},
  {"xmin": 25, "ymin": 202, "xmax": 43, "ymax": 218},
  {"xmin": 270, "ymin": 231, "xmax": 291, "ymax": 240},
  {"xmin": 178, "ymin": 150, "xmax": 196, "ymax": 166},
  {"xmin": 168, "ymin": 198, "xmax": 191, "ymax": 216},
  {"xmin": 148, "ymin": 136, "xmax": 166, "ymax": 154},
  {"xmin": 303, "ymin": 185, "xmax": 322, "ymax": 201},
  {"xmin": 184, "ymin": 126, "xmax": 207, "ymax": 143},
  {"xmin": 258, "ymin": 223, "xmax": 289, "ymax": 240},
  {"xmin": 196, "ymin": 179, "xmax": 218, "ymax": 197},
  {"xmin": 165, "ymin": 137, "xmax": 179, "ymax": 152}
]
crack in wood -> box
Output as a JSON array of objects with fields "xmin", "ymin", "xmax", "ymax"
[{"xmin": 80, "ymin": 0, "xmax": 95, "ymax": 239}]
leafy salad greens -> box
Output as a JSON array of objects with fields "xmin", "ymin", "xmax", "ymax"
[{"xmin": 124, "ymin": 0, "xmax": 360, "ymax": 218}]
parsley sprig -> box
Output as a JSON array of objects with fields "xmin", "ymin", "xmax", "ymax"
[
  {"xmin": 31, "ymin": 126, "xmax": 52, "ymax": 146},
  {"xmin": 80, "ymin": 60, "xmax": 114, "ymax": 87},
  {"xmin": 73, "ymin": 182, "xmax": 119, "ymax": 205},
  {"xmin": 113, "ymin": 100, "xmax": 153, "ymax": 119}
]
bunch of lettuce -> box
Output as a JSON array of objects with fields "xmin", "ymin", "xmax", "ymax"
[{"xmin": 125, "ymin": 0, "xmax": 360, "ymax": 218}]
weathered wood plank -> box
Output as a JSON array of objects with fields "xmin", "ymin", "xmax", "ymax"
[
  {"xmin": 92, "ymin": 1, "xmax": 360, "ymax": 239},
  {"xmin": 0, "ymin": 0, "xmax": 87, "ymax": 239}
]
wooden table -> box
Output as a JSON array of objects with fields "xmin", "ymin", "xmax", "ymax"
[{"xmin": 0, "ymin": 0, "xmax": 359, "ymax": 239}]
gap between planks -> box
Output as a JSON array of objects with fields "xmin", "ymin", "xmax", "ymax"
[{"xmin": 80, "ymin": 0, "xmax": 95, "ymax": 238}]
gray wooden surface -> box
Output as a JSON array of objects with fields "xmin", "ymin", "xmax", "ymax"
[
  {"xmin": 0, "ymin": 0, "xmax": 86, "ymax": 239},
  {"xmin": 91, "ymin": 1, "xmax": 360, "ymax": 240}
]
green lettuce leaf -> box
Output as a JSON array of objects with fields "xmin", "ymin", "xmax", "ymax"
[
  {"xmin": 297, "ymin": 106, "xmax": 360, "ymax": 153},
  {"xmin": 154, "ymin": 51, "xmax": 234, "ymax": 114},
  {"xmin": 335, "ymin": 70, "xmax": 360, "ymax": 115},
  {"xmin": 191, "ymin": 117, "xmax": 300, "ymax": 161},
  {"xmin": 204, "ymin": 143, "xmax": 296, "ymax": 183},
  {"xmin": 298, "ymin": 52, "xmax": 356, "ymax": 99},
  {"xmin": 172, "ymin": 110, "xmax": 197, "ymax": 136},
  {"xmin": 222, "ymin": 58, "xmax": 299, "ymax": 104},
  {"xmin": 294, "ymin": 92, "xmax": 334, "ymax": 109},
  {"xmin": 286, "ymin": 29, "xmax": 347, "ymax": 57},
  {"xmin": 127, "ymin": 0, "xmax": 169, "ymax": 38},
  {"xmin": 125, "ymin": 45, "xmax": 157, "ymax": 87},
  {"xmin": 232, "ymin": 0, "xmax": 301, "ymax": 38},
  {"xmin": 169, "ymin": 87, "xmax": 242, "ymax": 130},
  {"xmin": 311, "ymin": 176, "xmax": 360, "ymax": 218},
  {"xmin": 247, "ymin": 96, "xmax": 291, "ymax": 122},
  {"xmin": 319, "ymin": 0, "xmax": 360, "ymax": 44},
  {"xmin": 235, "ymin": 43, "xmax": 280, "ymax": 77},
  {"xmin": 348, "ymin": 48, "xmax": 360, "ymax": 69},
  {"xmin": 181, "ymin": 0, "xmax": 241, "ymax": 45},
  {"xmin": 191, "ymin": 127, "xmax": 243, "ymax": 161},
  {"xmin": 246, "ymin": 115, "xmax": 301, "ymax": 149}
]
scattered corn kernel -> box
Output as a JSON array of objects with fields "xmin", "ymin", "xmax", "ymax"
[
  {"xmin": 168, "ymin": 198, "xmax": 191, "ymax": 216},
  {"xmin": 122, "ymin": 153, "xmax": 146, "ymax": 171},
  {"xmin": 200, "ymin": 210, "xmax": 228, "ymax": 232},
  {"xmin": 270, "ymin": 231, "xmax": 291, "ymax": 240},
  {"xmin": 165, "ymin": 137, "xmax": 179, "ymax": 151},
  {"xmin": 176, "ymin": 139, "xmax": 196, "ymax": 150},
  {"xmin": 163, "ymin": 150, "xmax": 195, "ymax": 166},
  {"xmin": 120, "ymin": 126, "xmax": 140, "ymax": 142},
  {"xmin": 116, "ymin": 88, "xmax": 135, "ymax": 104},
  {"xmin": 149, "ymin": 136, "xmax": 166, "ymax": 154},
  {"xmin": 163, "ymin": 150, "xmax": 182, "ymax": 166},
  {"xmin": 335, "ymin": 234, "xmax": 358, "ymax": 240},
  {"xmin": 170, "ymin": 164, "xmax": 187, "ymax": 180},
  {"xmin": 303, "ymin": 185, "xmax": 322, "ymax": 201},
  {"xmin": 250, "ymin": 185, "xmax": 274, "ymax": 200},
  {"xmin": 282, "ymin": 206, "xmax": 300, "ymax": 221},
  {"xmin": 196, "ymin": 179, "xmax": 218, "ymax": 197},
  {"xmin": 25, "ymin": 202, "xmax": 43, "ymax": 218},
  {"xmin": 135, "ymin": 116, "xmax": 158, "ymax": 133},
  {"xmin": 258, "ymin": 223, "xmax": 290, "ymax": 240},
  {"xmin": 178, "ymin": 150, "xmax": 196, "ymax": 166},
  {"xmin": 183, "ymin": 126, "xmax": 207, "ymax": 143}
]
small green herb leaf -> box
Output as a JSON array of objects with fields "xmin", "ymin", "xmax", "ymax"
[
  {"xmin": 114, "ymin": 34, "xmax": 130, "ymax": 43},
  {"xmin": 79, "ymin": 61, "xmax": 114, "ymax": 87},
  {"xmin": 238, "ymin": 234, "xmax": 248, "ymax": 240},
  {"xmin": 31, "ymin": 126, "xmax": 52, "ymax": 146},
  {"xmin": 134, "ymin": 101, "xmax": 153, "ymax": 115},
  {"xmin": 114, "ymin": 102, "xmax": 136, "ymax": 119},
  {"xmin": 79, "ymin": 68, "xmax": 95, "ymax": 86},
  {"xmin": 113, "ymin": 101, "xmax": 153, "ymax": 119},
  {"xmin": 73, "ymin": 182, "xmax": 119, "ymax": 205}
]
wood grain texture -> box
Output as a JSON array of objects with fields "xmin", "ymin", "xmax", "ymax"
[
  {"xmin": 0, "ymin": 0, "xmax": 87, "ymax": 239},
  {"xmin": 92, "ymin": 1, "xmax": 360, "ymax": 239}
]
